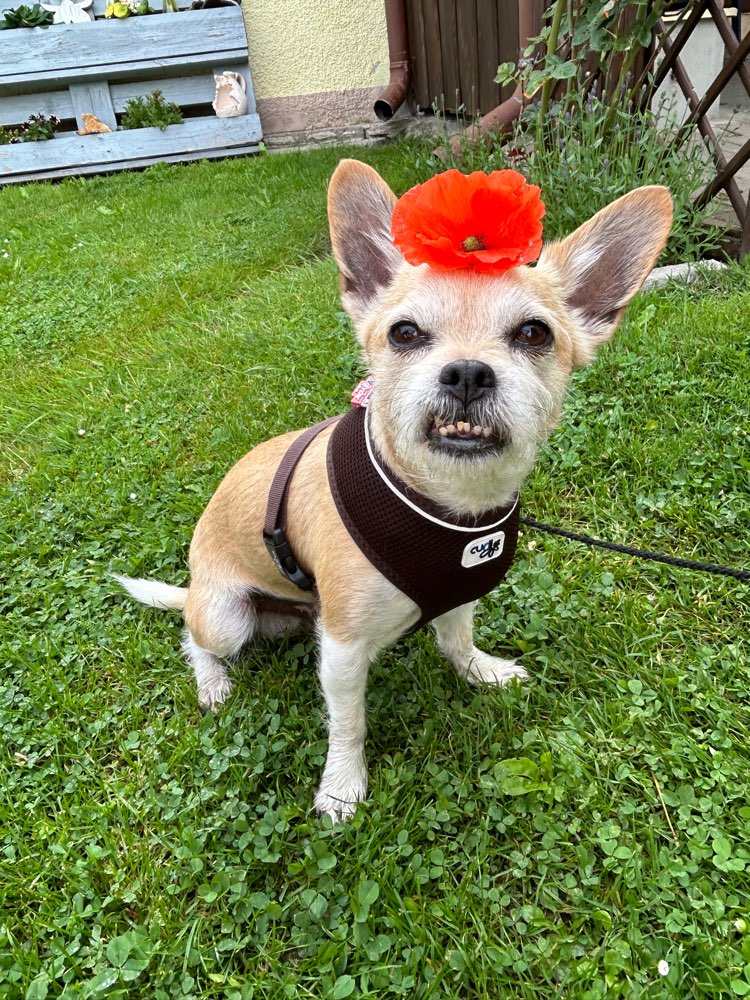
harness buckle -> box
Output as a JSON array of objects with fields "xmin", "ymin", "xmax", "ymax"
[{"xmin": 263, "ymin": 528, "xmax": 315, "ymax": 592}]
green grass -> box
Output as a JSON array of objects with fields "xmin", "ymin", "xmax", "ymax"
[{"xmin": 1, "ymin": 143, "xmax": 749, "ymax": 1000}]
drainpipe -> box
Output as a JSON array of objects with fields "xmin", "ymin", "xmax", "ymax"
[{"xmin": 374, "ymin": 0, "xmax": 411, "ymax": 121}]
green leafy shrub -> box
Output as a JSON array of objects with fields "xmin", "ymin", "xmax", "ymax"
[
  {"xmin": 0, "ymin": 113, "xmax": 59, "ymax": 144},
  {"xmin": 0, "ymin": 3, "xmax": 54, "ymax": 27},
  {"xmin": 495, "ymin": 0, "xmax": 668, "ymax": 125},
  {"xmin": 121, "ymin": 90, "xmax": 183, "ymax": 131},
  {"xmin": 17, "ymin": 112, "xmax": 60, "ymax": 141}
]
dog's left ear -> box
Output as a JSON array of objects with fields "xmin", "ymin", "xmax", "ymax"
[
  {"xmin": 540, "ymin": 186, "xmax": 673, "ymax": 361},
  {"xmin": 328, "ymin": 160, "xmax": 402, "ymax": 323}
]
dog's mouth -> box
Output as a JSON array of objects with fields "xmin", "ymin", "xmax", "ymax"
[{"xmin": 427, "ymin": 418, "xmax": 507, "ymax": 456}]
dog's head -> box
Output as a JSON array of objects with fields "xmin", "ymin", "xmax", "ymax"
[{"xmin": 328, "ymin": 160, "xmax": 672, "ymax": 515}]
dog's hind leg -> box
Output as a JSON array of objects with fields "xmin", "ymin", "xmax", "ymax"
[
  {"xmin": 182, "ymin": 633, "xmax": 235, "ymax": 712},
  {"xmin": 182, "ymin": 581, "xmax": 258, "ymax": 711},
  {"xmin": 432, "ymin": 601, "xmax": 527, "ymax": 687}
]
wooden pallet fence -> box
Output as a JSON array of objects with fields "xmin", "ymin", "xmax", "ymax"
[{"xmin": 0, "ymin": 4, "xmax": 261, "ymax": 183}]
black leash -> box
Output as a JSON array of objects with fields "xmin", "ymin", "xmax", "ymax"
[{"xmin": 520, "ymin": 517, "xmax": 750, "ymax": 583}]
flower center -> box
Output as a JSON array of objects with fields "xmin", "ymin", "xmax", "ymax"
[{"xmin": 461, "ymin": 234, "xmax": 485, "ymax": 253}]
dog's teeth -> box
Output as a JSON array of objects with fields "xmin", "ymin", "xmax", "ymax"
[
  {"xmin": 482, "ymin": 427, "xmax": 491, "ymax": 438},
  {"xmin": 458, "ymin": 421, "xmax": 468, "ymax": 432},
  {"xmin": 445, "ymin": 424, "xmax": 456, "ymax": 434},
  {"xmin": 439, "ymin": 426, "xmax": 448, "ymax": 436},
  {"xmin": 435, "ymin": 419, "xmax": 443, "ymax": 428},
  {"xmin": 472, "ymin": 425, "xmax": 482, "ymax": 436}
]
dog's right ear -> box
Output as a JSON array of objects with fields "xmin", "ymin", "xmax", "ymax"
[
  {"xmin": 328, "ymin": 160, "xmax": 402, "ymax": 323},
  {"xmin": 539, "ymin": 186, "xmax": 673, "ymax": 363}
]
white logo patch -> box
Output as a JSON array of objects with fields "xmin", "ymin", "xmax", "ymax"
[{"xmin": 461, "ymin": 531, "xmax": 506, "ymax": 568}]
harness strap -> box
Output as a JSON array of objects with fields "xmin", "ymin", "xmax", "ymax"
[{"xmin": 263, "ymin": 416, "xmax": 340, "ymax": 591}]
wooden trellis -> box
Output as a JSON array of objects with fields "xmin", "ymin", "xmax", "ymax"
[{"xmin": 643, "ymin": 0, "xmax": 750, "ymax": 256}]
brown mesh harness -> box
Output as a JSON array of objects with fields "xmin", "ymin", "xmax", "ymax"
[{"xmin": 264, "ymin": 406, "xmax": 519, "ymax": 631}]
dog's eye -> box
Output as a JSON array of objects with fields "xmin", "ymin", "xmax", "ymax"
[
  {"xmin": 512, "ymin": 321, "xmax": 553, "ymax": 348},
  {"xmin": 388, "ymin": 321, "xmax": 428, "ymax": 350}
]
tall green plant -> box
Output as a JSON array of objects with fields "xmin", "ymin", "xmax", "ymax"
[
  {"xmin": 435, "ymin": 0, "xmax": 721, "ymax": 263},
  {"xmin": 435, "ymin": 93, "xmax": 720, "ymax": 264},
  {"xmin": 496, "ymin": 0, "xmax": 668, "ymax": 141}
]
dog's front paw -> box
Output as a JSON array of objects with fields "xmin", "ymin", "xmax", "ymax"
[
  {"xmin": 462, "ymin": 652, "xmax": 527, "ymax": 687},
  {"xmin": 315, "ymin": 755, "xmax": 368, "ymax": 823}
]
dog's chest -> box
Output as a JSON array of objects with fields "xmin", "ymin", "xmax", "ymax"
[{"xmin": 326, "ymin": 407, "xmax": 519, "ymax": 631}]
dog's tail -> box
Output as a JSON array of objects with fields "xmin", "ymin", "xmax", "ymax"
[{"xmin": 112, "ymin": 574, "xmax": 188, "ymax": 611}]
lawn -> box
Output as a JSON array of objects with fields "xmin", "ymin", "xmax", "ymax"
[{"xmin": 1, "ymin": 142, "xmax": 749, "ymax": 1000}]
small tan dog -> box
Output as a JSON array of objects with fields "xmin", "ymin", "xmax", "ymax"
[{"xmin": 118, "ymin": 160, "xmax": 672, "ymax": 821}]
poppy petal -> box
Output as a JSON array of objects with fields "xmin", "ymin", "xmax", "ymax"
[{"xmin": 391, "ymin": 168, "xmax": 545, "ymax": 273}]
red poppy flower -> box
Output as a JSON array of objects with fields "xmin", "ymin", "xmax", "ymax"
[{"xmin": 391, "ymin": 169, "xmax": 545, "ymax": 273}]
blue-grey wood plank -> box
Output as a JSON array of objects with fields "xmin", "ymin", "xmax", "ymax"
[
  {"xmin": 243, "ymin": 62, "xmax": 257, "ymax": 116},
  {"xmin": 0, "ymin": 143, "xmax": 259, "ymax": 184},
  {"xmin": 0, "ymin": 114, "xmax": 261, "ymax": 180},
  {"xmin": 0, "ymin": 90, "xmax": 74, "ymax": 127},
  {"xmin": 0, "ymin": 9, "xmax": 248, "ymax": 91},
  {"xmin": 0, "ymin": 69, "xmax": 249, "ymax": 126},
  {"xmin": 69, "ymin": 81, "xmax": 117, "ymax": 130},
  {"xmin": 109, "ymin": 70, "xmax": 233, "ymax": 111}
]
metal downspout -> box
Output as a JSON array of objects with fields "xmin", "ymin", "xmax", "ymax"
[{"xmin": 374, "ymin": 0, "xmax": 411, "ymax": 121}]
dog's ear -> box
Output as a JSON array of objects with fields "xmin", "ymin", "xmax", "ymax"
[
  {"xmin": 328, "ymin": 160, "xmax": 402, "ymax": 322},
  {"xmin": 540, "ymin": 186, "xmax": 673, "ymax": 361}
]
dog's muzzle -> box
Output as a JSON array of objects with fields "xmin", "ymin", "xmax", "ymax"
[{"xmin": 428, "ymin": 359, "xmax": 505, "ymax": 455}]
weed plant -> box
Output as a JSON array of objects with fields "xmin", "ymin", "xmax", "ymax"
[
  {"xmin": 122, "ymin": 90, "xmax": 183, "ymax": 131},
  {"xmin": 434, "ymin": 93, "xmax": 720, "ymax": 264},
  {"xmin": 493, "ymin": 0, "xmax": 669, "ymax": 133}
]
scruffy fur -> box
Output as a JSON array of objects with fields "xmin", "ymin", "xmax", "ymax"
[{"xmin": 117, "ymin": 161, "xmax": 673, "ymax": 821}]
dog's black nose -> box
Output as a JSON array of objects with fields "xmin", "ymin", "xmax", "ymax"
[{"xmin": 438, "ymin": 360, "xmax": 496, "ymax": 405}]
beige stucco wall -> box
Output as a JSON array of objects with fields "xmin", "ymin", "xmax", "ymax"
[{"xmin": 242, "ymin": 0, "xmax": 391, "ymax": 135}]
